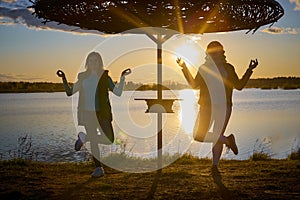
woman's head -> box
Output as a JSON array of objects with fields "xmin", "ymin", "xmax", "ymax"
[
  {"xmin": 205, "ymin": 41, "xmax": 226, "ymax": 64},
  {"xmin": 206, "ymin": 41, "xmax": 224, "ymax": 55},
  {"xmin": 85, "ymin": 52, "xmax": 104, "ymax": 72}
]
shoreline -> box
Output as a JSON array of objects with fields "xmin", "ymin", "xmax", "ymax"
[
  {"xmin": 1, "ymin": 77, "xmax": 300, "ymax": 93},
  {"xmin": 0, "ymin": 87, "xmax": 299, "ymax": 94}
]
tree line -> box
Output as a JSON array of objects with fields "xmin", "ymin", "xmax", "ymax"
[
  {"xmin": 0, "ymin": 77, "xmax": 299, "ymax": 93},
  {"xmin": 245, "ymin": 77, "xmax": 300, "ymax": 89}
]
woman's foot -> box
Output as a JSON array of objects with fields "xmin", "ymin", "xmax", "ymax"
[
  {"xmin": 91, "ymin": 167, "xmax": 105, "ymax": 177},
  {"xmin": 211, "ymin": 165, "xmax": 220, "ymax": 175},
  {"xmin": 75, "ymin": 132, "xmax": 86, "ymax": 151},
  {"xmin": 226, "ymin": 134, "xmax": 238, "ymax": 155}
]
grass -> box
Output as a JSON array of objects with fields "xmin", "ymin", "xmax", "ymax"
[
  {"xmin": 288, "ymin": 149, "xmax": 300, "ymax": 160},
  {"xmin": 0, "ymin": 157, "xmax": 299, "ymax": 200},
  {"xmin": 249, "ymin": 152, "xmax": 271, "ymax": 161}
]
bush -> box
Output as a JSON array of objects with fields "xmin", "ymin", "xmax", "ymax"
[
  {"xmin": 288, "ymin": 148, "xmax": 300, "ymax": 160},
  {"xmin": 250, "ymin": 138, "xmax": 272, "ymax": 161},
  {"xmin": 250, "ymin": 152, "xmax": 271, "ymax": 161}
]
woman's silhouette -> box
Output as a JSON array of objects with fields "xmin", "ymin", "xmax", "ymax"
[
  {"xmin": 177, "ymin": 41, "xmax": 258, "ymax": 171},
  {"xmin": 57, "ymin": 52, "xmax": 131, "ymax": 177}
]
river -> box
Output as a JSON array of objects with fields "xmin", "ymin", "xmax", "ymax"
[{"xmin": 0, "ymin": 89, "xmax": 299, "ymax": 163}]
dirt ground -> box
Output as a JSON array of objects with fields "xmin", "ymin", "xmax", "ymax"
[{"xmin": 0, "ymin": 158, "xmax": 299, "ymax": 200}]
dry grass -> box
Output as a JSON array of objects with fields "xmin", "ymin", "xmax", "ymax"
[{"xmin": 0, "ymin": 157, "xmax": 299, "ymax": 200}]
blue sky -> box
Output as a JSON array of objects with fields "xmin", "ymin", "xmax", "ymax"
[{"xmin": 0, "ymin": 0, "xmax": 299, "ymax": 83}]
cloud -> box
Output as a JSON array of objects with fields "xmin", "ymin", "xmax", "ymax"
[
  {"xmin": 261, "ymin": 27, "xmax": 300, "ymax": 34},
  {"xmin": 290, "ymin": 0, "xmax": 300, "ymax": 10},
  {"xmin": 0, "ymin": 2, "xmax": 104, "ymax": 36},
  {"xmin": 0, "ymin": 0, "xmax": 31, "ymax": 9},
  {"xmin": 1, "ymin": 0, "xmax": 17, "ymax": 3},
  {"xmin": 0, "ymin": 72, "xmax": 46, "ymax": 82},
  {"xmin": 0, "ymin": 73, "xmax": 16, "ymax": 81}
]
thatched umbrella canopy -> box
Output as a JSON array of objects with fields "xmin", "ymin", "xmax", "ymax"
[{"xmin": 31, "ymin": 0, "xmax": 284, "ymax": 34}]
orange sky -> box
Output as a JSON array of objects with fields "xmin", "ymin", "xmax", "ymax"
[{"xmin": 0, "ymin": 0, "xmax": 299, "ymax": 83}]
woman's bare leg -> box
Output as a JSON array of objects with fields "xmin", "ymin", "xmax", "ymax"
[
  {"xmin": 211, "ymin": 106, "xmax": 232, "ymax": 165},
  {"xmin": 85, "ymin": 124, "xmax": 102, "ymax": 167},
  {"xmin": 193, "ymin": 106, "xmax": 212, "ymax": 142}
]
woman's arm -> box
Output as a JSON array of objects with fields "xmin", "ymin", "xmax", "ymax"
[
  {"xmin": 109, "ymin": 76, "xmax": 125, "ymax": 96},
  {"xmin": 57, "ymin": 70, "xmax": 79, "ymax": 96},
  {"xmin": 177, "ymin": 58, "xmax": 200, "ymax": 89},
  {"xmin": 109, "ymin": 68, "xmax": 131, "ymax": 96},
  {"xmin": 230, "ymin": 59, "xmax": 258, "ymax": 90}
]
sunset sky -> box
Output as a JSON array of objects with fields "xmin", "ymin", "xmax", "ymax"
[{"xmin": 0, "ymin": 0, "xmax": 299, "ymax": 83}]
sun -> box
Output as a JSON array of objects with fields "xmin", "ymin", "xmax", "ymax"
[{"xmin": 173, "ymin": 38, "xmax": 205, "ymax": 68}]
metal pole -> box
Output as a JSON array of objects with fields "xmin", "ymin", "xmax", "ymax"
[
  {"xmin": 157, "ymin": 34, "xmax": 162, "ymax": 100},
  {"xmin": 145, "ymin": 31, "xmax": 175, "ymax": 171},
  {"xmin": 157, "ymin": 33, "xmax": 163, "ymax": 170}
]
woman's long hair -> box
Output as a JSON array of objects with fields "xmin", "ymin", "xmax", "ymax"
[{"xmin": 85, "ymin": 52, "xmax": 104, "ymax": 76}]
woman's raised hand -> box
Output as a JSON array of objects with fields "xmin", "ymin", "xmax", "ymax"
[
  {"xmin": 121, "ymin": 68, "xmax": 132, "ymax": 77},
  {"xmin": 248, "ymin": 59, "xmax": 258, "ymax": 70},
  {"xmin": 176, "ymin": 57, "xmax": 187, "ymax": 69},
  {"xmin": 56, "ymin": 70, "xmax": 66, "ymax": 78}
]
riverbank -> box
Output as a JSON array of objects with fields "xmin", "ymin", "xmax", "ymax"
[
  {"xmin": 1, "ymin": 77, "xmax": 300, "ymax": 92},
  {"xmin": 0, "ymin": 157, "xmax": 299, "ymax": 200}
]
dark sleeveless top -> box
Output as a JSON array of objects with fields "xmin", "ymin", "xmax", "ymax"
[
  {"xmin": 95, "ymin": 70, "xmax": 112, "ymax": 121},
  {"xmin": 76, "ymin": 70, "xmax": 113, "ymax": 124}
]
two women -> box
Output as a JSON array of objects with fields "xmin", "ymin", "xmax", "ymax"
[
  {"xmin": 59, "ymin": 41, "xmax": 257, "ymax": 176},
  {"xmin": 57, "ymin": 52, "xmax": 131, "ymax": 177},
  {"xmin": 177, "ymin": 41, "xmax": 258, "ymax": 171}
]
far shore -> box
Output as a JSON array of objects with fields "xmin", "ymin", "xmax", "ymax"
[{"xmin": 0, "ymin": 77, "xmax": 300, "ymax": 93}]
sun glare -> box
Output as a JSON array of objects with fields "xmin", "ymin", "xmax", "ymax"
[
  {"xmin": 174, "ymin": 40, "xmax": 204, "ymax": 68},
  {"xmin": 178, "ymin": 90, "xmax": 198, "ymax": 134}
]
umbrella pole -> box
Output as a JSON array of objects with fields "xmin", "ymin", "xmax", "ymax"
[
  {"xmin": 145, "ymin": 31, "xmax": 174, "ymax": 171},
  {"xmin": 157, "ymin": 33, "xmax": 163, "ymax": 171}
]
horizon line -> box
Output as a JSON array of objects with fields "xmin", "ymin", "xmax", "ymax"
[{"xmin": 1, "ymin": 76, "xmax": 300, "ymax": 84}]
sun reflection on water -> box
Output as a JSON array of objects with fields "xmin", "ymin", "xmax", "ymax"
[{"xmin": 178, "ymin": 89, "xmax": 198, "ymax": 135}]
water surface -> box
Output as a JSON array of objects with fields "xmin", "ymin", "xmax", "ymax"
[{"xmin": 0, "ymin": 89, "xmax": 299, "ymax": 162}]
